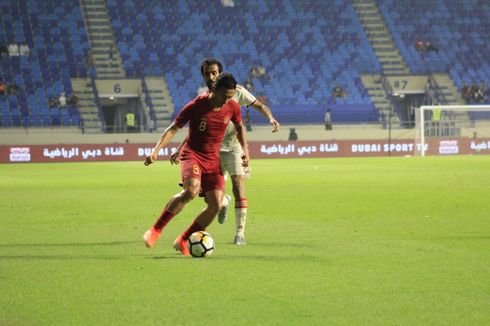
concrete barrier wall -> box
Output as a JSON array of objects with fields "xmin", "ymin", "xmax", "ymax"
[{"xmin": 0, "ymin": 124, "xmax": 411, "ymax": 146}]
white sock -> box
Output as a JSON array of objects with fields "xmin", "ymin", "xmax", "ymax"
[
  {"xmin": 221, "ymin": 194, "xmax": 230, "ymax": 207},
  {"xmin": 235, "ymin": 207, "xmax": 247, "ymax": 238}
]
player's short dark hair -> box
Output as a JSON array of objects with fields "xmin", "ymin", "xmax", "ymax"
[
  {"xmin": 200, "ymin": 57, "xmax": 223, "ymax": 76},
  {"xmin": 215, "ymin": 73, "xmax": 237, "ymax": 91}
]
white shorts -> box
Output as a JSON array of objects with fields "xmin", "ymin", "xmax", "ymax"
[{"xmin": 220, "ymin": 150, "xmax": 244, "ymax": 176}]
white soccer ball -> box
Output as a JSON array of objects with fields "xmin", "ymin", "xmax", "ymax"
[{"xmin": 188, "ymin": 231, "xmax": 215, "ymax": 257}]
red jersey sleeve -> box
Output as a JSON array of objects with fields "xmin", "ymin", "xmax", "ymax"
[{"xmin": 174, "ymin": 99, "xmax": 195, "ymax": 129}]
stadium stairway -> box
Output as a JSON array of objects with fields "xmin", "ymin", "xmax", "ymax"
[
  {"xmin": 430, "ymin": 73, "xmax": 469, "ymax": 125},
  {"xmin": 354, "ymin": 0, "xmax": 407, "ymax": 126},
  {"xmin": 431, "ymin": 73, "xmax": 465, "ymax": 105},
  {"xmin": 353, "ymin": 0, "xmax": 409, "ymax": 76},
  {"xmin": 143, "ymin": 77, "xmax": 175, "ymax": 131},
  {"xmin": 378, "ymin": 0, "xmax": 489, "ymax": 98},
  {"xmin": 71, "ymin": 78, "xmax": 102, "ymax": 132},
  {"xmin": 360, "ymin": 75, "xmax": 399, "ymax": 125},
  {"xmin": 81, "ymin": 0, "xmax": 125, "ymax": 79}
]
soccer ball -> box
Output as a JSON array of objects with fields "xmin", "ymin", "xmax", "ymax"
[{"xmin": 188, "ymin": 231, "xmax": 215, "ymax": 257}]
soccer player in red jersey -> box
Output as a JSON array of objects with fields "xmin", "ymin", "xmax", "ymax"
[
  {"xmin": 142, "ymin": 73, "xmax": 249, "ymax": 256},
  {"xmin": 171, "ymin": 58, "xmax": 280, "ymax": 245}
]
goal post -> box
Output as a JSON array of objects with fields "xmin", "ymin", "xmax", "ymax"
[{"xmin": 414, "ymin": 105, "xmax": 490, "ymax": 156}]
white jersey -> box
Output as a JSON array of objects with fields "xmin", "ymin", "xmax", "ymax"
[{"xmin": 220, "ymin": 84, "xmax": 257, "ymax": 152}]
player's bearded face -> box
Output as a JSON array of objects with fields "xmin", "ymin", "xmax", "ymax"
[{"xmin": 203, "ymin": 64, "xmax": 220, "ymax": 90}]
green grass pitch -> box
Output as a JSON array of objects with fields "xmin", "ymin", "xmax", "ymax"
[{"xmin": 1, "ymin": 156, "xmax": 489, "ymax": 325}]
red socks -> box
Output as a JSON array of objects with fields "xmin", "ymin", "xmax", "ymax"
[
  {"xmin": 235, "ymin": 198, "xmax": 248, "ymax": 209},
  {"xmin": 153, "ymin": 209, "xmax": 176, "ymax": 232},
  {"xmin": 180, "ymin": 221, "xmax": 205, "ymax": 240}
]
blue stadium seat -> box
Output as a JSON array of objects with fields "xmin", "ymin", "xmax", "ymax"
[{"xmin": 0, "ymin": 0, "xmax": 86, "ymax": 128}]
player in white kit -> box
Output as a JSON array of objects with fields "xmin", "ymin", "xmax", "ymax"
[{"xmin": 172, "ymin": 58, "xmax": 280, "ymax": 245}]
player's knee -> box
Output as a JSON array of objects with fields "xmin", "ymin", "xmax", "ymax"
[{"xmin": 207, "ymin": 200, "xmax": 221, "ymax": 215}]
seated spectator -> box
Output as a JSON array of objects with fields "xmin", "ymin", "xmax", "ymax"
[
  {"xmin": 461, "ymin": 83, "xmax": 469, "ymax": 102},
  {"xmin": 0, "ymin": 81, "xmax": 6, "ymax": 95},
  {"xmin": 0, "ymin": 44, "xmax": 8, "ymax": 56},
  {"xmin": 244, "ymin": 78, "xmax": 255, "ymax": 93},
  {"xmin": 8, "ymin": 42, "xmax": 19, "ymax": 56},
  {"xmin": 415, "ymin": 39, "xmax": 425, "ymax": 52},
  {"xmin": 425, "ymin": 41, "xmax": 439, "ymax": 53},
  {"xmin": 474, "ymin": 82, "xmax": 485, "ymax": 103},
  {"xmin": 67, "ymin": 93, "xmax": 78, "ymax": 106},
  {"xmin": 469, "ymin": 83, "xmax": 479, "ymax": 103},
  {"xmin": 257, "ymin": 64, "xmax": 269, "ymax": 80},
  {"xmin": 249, "ymin": 65, "xmax": 259, "ymax": 79},
  {"xmin": 461, "ymin": 83, "xmax": 469, "ymax": 98},
  {"xmin": 6, "ymin": 81, "xmax": 21, "ymax": 95},
  {"xmin": 48, "ymin": 96, "xmax": 60, "ymax": 108},
  {"xmin": 59, "ymin": 92, "xmax": 67, "ymax": 106},
  {"xmin": 19, "ymin": 41, "xmax": 30, "ymax": 56},
  {"xmin": 331, "ymin": 84, "xmax": 346, "ymax": 101}
]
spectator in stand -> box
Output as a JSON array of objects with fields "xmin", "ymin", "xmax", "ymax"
[
  {"xmin": 249, "ymin": 65, "xmax": 259, "ymax": 79},
  {"xmin": 108, "ymin": 45, "xmax": 114, "ymax": 61},
  {"xmin": 0, "ymin": 44, "xmax": 8, "ymax": 56},
  {"xmin": 257, "ymin": 64, "xmax": 269, "ymax": 80},
  {"xmin": 19, "ymin": 41, "xmax": 30, "ymax": 56},
  {"xmin": 48, "ymin": 96, "xmax": 60, "ymax": 108},
  {"xmin": 484, "ymin": 83, "xmax": 490, "ymax": 99},
  {"xmin": 59, "ymin": 92, "xmax": 67, "ymax": 106},
  {"xmin": 8, "ymin": 42, "xmax": 19, "ymax": 56},
  {"xmin": 478, "ymin": 82, "xmax": 486, "ymax": 102},
  {"xmin": 425, "ymin": 41, "xmax": 439, "ymax": 53},
  {"xmin": 469, "ymin": 83, "xmax": 479, "ymax": 103},
  {"xmin": 67, "ymin": 93, "xmax": 78, "ymax": 106},
  {"xmin": 7, "ymin": 81, "xmax": 21, "ymax": 95},
  {"xmin": 0, "ymin": 81, "xmax": 6, "ymax": 95},
  {"xmin": 415, "ymin": 39, "xmax": 425, "ymax": 52},
  {"xmin": 244, "ymin": 78, "xmax": 255, "ymax": 93},
  {"xmin": 331, "ymin": 84, "xmax": 346, "ymax": 101},
  {"xmin": 461, "ymin": 83, "xmax": 470, "ymax": 103}
]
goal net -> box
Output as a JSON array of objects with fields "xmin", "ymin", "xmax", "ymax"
[{"xmin": 414, "ymin": 105, "xmax": 490, "ymax": 156}]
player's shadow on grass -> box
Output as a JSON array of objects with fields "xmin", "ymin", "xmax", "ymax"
[
  {"xmin": 0, "ymin": 240, "xmax": 139, "ymax": 248},
  {"xmin": 0, "ymin": 241, "xmax": 143, "ymax": 261},
  {"xmin": 249, "ymin": 241, "xmax": 316, "ymax": 248},
  {"xmin": 0, "ymin": 254, "xmax": 133, "ymax": 260},
  {"xmin": 149, "ymin": 255, "xmax": 196, "ymax": 260}
]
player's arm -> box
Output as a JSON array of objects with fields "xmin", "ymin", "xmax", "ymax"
[
  {"xmin": 144, "ymin": 122, "xmax": 179, "ymax": 166},
  {"xmin": 170, "ymin": 136, "xmax": 187, "ymax": 165},
  {"xmin": 250, "ymin": 100, "xmax": 280, "ymax": 132},
  {"xmin": 233, "ymin": 121, "xmax": 250, "ymax": 167},
  {"xmin": 238, "ymin": 85, "xmax": 280, "ymax": 132}
]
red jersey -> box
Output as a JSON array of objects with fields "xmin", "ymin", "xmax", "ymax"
[{"xmin": 175, "ymin": 93, "xmax": 242, "ymax": 173}]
